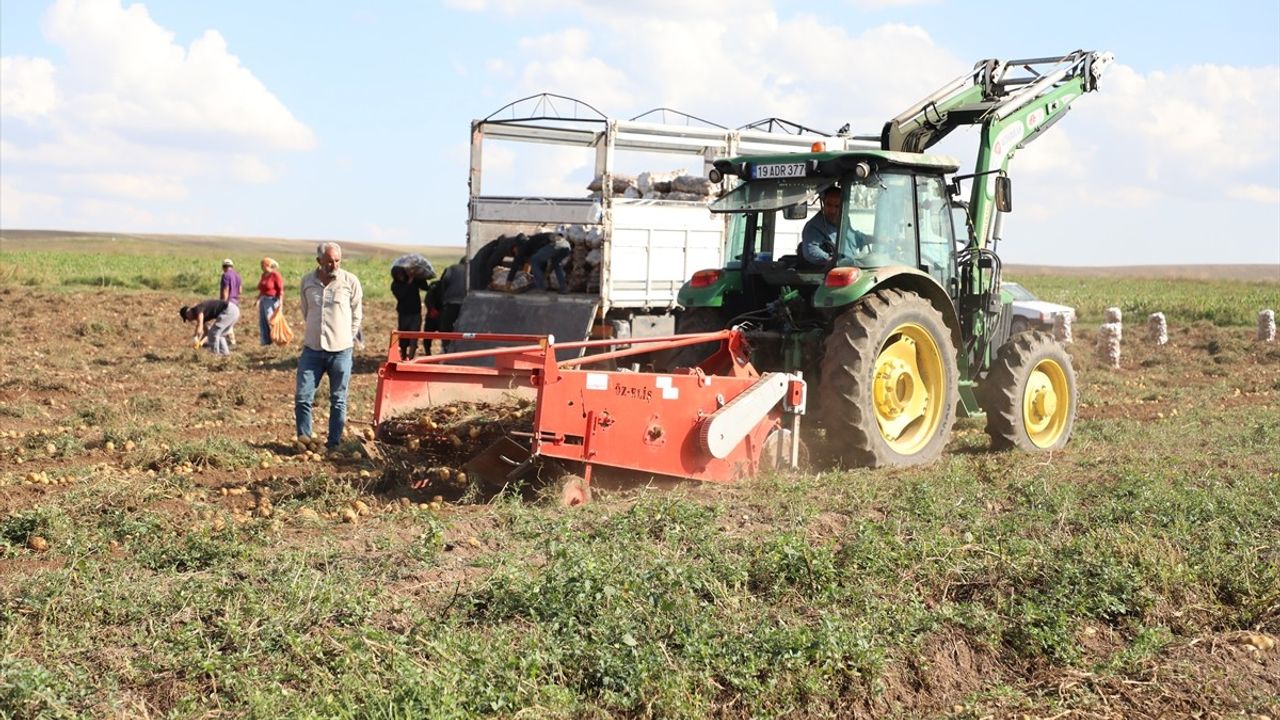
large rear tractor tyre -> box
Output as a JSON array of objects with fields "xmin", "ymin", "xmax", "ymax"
[
  {"xmin": 661, "ymin": 307, "xmax": 727, "ymax": 370},
  {"xmin": 978, "ymin": 331, "xmax": 1077, "ymax": 452},
  {"xmin": 818, "ymin": 288, "xmax": 959, "ymax": 468}
]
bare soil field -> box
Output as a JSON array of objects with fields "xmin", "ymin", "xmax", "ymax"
[{"xmin": 1, "ymin": 283, "xmax": 1278, "ymax": 718}]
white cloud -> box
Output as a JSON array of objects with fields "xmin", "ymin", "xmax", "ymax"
[
  {"xmin": 853, "ymin": 0, "xmax": 940, "ymax": 7},
  {"xmin": 0, "ymin": 179, "xmax": 63, "ymax": 224},
  {"xmin": 1083, "ymin": 184, "xmax": 1163, "ymax": 209},
  {"xmin": 1009, "ymin": 129, "xmax": 1089, "ymax": 178},
  {"xmin": 472, "ymin": 8, "xmax": 963, "ymax": 209},
  {"xmin": 61, "ymin": 172, "xmax": 188, "ymax": 201},
  {"xmin": 0, "ymin": 57, "xmax": 59, "ymax": 119},
  {"xmin": 1228, "ymin": 184, "xmax": 1280, "ymax": 204},
  {"xmin": 495, "ymin": 8, "xmax": 961, "ymax": 133},
  {"xmin": 515, "ymin": 29, "xmax": 634, "ymax": 112},
  {"xmin": 76, "ymin": 196, "xmax": 157, "ymax": 227},
  {"xmin": 1090, "ymin": 63, "xmax": 1279, "ymax": 177},
  {"xmin": 230, "ymin": 154, "xmax": 275, "ymax": 184},
  {"xmin": 39, "ymin": 0, "xmax": 314, "ymax": 152},
  {"xmin": 0, "ymin": 0, "xmax": 314, "ymax": 231}
]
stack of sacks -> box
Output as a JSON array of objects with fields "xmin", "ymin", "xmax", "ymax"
[
  {"xmin": 1098, "ymin": 322, "xmax": 1122, "ymax": 368},
  {"xmin": 587, "ymin": 174, "xmax": 638, "ymax": 196},
  {"xmin": 588, "ymin": 171, "xmax": 718, "ymax": 201},
  {"xmin": 1053, "ymin": 313, "xmax": 1073, "ymax": 344},
  {"xmin": 1147, "ymin": 312, "xmax": 1168, "ymax": 346},
  {"xmin": 1104, "ymin": 307, "xmax": 1123, "ymax": 341},
  {"xmin": 637, "ymin": 170, "xmax": 684, "ymax": 198},
  {"xmin": 560, "ymin": 224, "xmax": 603, "ymax": 294},
  {"xmin": 489, "ymin": 266, "xmax": 533, "ymax": 293},
  {"xmin": 1259, "ymin": 309, "xmax": 1276, "ymax": 343}
]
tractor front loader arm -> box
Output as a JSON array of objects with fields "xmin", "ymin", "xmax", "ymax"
[{"xmin": 881, "ymin": 50, "xmax": 1113, "ymax": 250}]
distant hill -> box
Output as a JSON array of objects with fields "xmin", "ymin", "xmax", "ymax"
[
  {"xmin": 1005, "ymin": 264, "xmax": 1278, "ymax": 282},
  {"xmin": 0, "ymin": 229, "xmax": 460, "ymax": 260}
]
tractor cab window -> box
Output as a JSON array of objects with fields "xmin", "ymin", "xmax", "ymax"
[
  {"xmin": 715, "ymin": 178, "xmax": 828, "ymax": 265},
  {"xmin": 843, "ymin": 171, "xmax": 919, "ymax": 270},
  {"xmin": 916, "ymin": 175, "xmax": 955, "ymax": 285}
]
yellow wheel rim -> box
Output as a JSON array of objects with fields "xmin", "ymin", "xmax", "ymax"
[
  {"xmin": 872, "ymin": 322, "xmax": 946, "ymax": 455},
  {"xmin": 1023, "ymin": 358, "xmax": 1070, "ymax": 448}
]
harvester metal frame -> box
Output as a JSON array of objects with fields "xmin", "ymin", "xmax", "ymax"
[{"xmin": 374, "ymin": 329, "xmax": 807, "ymax": 494}]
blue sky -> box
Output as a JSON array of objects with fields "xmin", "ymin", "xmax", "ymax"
[{"xmin": 2, "ymin": 0, "xmax": 1278, "ymax": 267}]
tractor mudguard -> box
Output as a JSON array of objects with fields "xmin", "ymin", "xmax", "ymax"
[{"xmin": 676, "ymin": 270, "xmax": 742, "ymax": 308}]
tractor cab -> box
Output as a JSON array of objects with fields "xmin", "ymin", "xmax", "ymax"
[
  {"xmin": 677, "ymin": 149, "xmax": 964, "ymax": 374},
  {"xmin": 711, "ymin": 152, "xmax": 960, "ymax": 281}
]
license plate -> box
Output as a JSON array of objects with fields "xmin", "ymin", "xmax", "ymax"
[{"xmin": 752, "ymin": 162, "xmax": 806, "ymax": 179}]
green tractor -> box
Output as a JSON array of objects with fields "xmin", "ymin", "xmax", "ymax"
[{"xmin": 672, "ymin": 50, "xmax": 1112, "ymax": 467}]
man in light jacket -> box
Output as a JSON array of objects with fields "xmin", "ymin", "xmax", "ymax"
[{"xmin": 296, "ymin": 242, "xmax": 364, "ymax": 450}]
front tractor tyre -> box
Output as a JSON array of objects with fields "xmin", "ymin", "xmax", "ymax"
[
  {"xmin": 819, "ymin": 288, "xmax": 960, "ymax": 468},
  {"xmin": 978, "ymin": 331, "xmax": 1078, "ymax": 452}
]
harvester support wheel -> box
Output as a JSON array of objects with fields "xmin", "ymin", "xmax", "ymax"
[
  {"xmin": 818, "ymin": 288, "xmax": 959, "ymax": 468},
  {"xmin": 660, "ymin": 307, "xmax": 727, "ymax": 370},
  {"xmin": 761, "ymin": 426, "xmax": 811, "ymax": 472},
  {"xmin": 546, "ymin": 473, "xmax": 591, "ymax": 507},
  {"xmin": 978, "ymin": 331, "xmax": 1077, "ymax": 451}
]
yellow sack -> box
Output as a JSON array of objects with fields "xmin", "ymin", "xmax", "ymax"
[{"xmin": 269, "ymin": 308, "xmax": 294, "ymax": 345}]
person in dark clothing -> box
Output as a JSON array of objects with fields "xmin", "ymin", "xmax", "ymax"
[
  {"xmin": 508, "ymin": 232, "xmax": 571, "ymax": 292},
  {"xmin": 390, "ymin": 266, "xmax": 432, "ymax": 359},
  {"xmin": 179, "ymin": 299, "xmax": 240, "ymax": 356},
  {"xmin": 469, "ymin": 234, "xmax": 524, "ymax": 291},
  {"xmin": 427, "ymin": 259, "xmax": 467, "ymax": 354}
]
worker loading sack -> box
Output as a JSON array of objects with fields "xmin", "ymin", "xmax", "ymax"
[
  {"xmin": 392, "ymin": 254, "xmax": 437, "ymax": 281},
  {"xmin": 484, "ymin": 228, "xmax": 601, "ymax": 294}
]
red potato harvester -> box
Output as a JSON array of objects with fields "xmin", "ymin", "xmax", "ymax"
[{"xmin": 372, "ymin": 329, "xmax": 807, "ymax": 505}]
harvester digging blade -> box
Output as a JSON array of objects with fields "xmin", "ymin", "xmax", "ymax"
[
  {"xmin": 463, "ymin": 436, "xmax": 534, "ymax": 491},
  {"xmin": 359, "ymin": 437, "xmax": 385, "ymax": 463}
]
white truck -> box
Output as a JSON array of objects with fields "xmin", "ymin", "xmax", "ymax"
[{"xmin": 455, "ymin": 94, "xmax": 876, "ymax": 352}]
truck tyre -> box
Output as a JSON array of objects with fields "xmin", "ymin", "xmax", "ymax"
[
  {"xmin": 819, "ymin": 288, "xmax": 959, "ymax": 468},
  {"xmin": 662, "ymin": 307, "xmax": 727, "ymax": 370},
  {"xmin": 978, "ymin": 331, "xmax": 1077, "ymax": 452}
]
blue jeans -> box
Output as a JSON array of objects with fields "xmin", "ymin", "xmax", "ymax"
[
  {"xmin": 531, "ymin": 242, "xmax": 571, "ymax": 291},
  {"xmin": 258, "ymin": 296, "xmax": 280, "ymax": 345},
  {"xmin": 295, "ymin": 346, "xmax": 352, "ymax": 447}
]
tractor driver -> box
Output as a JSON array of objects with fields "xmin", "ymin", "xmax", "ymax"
[{"xmin": 799, "ymin": 186, "xmax": 872, "ymax": 267}]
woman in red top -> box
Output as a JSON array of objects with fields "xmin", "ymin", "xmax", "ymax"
[{"xmin": 255, "ymin": 257, "xmax": 285, "ymax": 345}]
